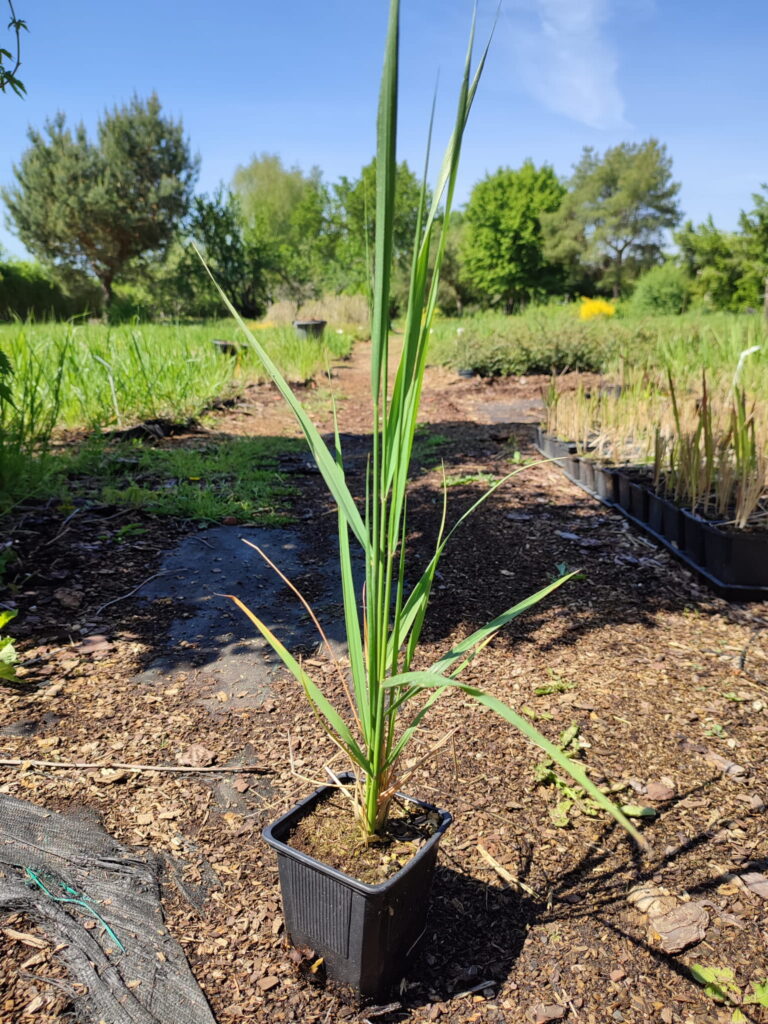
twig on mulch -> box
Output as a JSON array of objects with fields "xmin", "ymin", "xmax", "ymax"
[
  {"xmin": 40, "ymin": 508, "xmax": 81, "ymax": 548},
  {"xmin": 93, "ymin": 570, "xmax": 175, "ymax": 616},
  {"xmin": 0, "ymin": 758, "xmax": 266, "ymax": 774},
  {"xmin": 477, "ymin": 843, "xmax": 542, "ymax": 899}
]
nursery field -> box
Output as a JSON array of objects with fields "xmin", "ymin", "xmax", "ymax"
[
  {"xmin": 0, "ymin": 319, "xmax": 355, "ymax": 514},
  {"xmin": 1, "ymin": 337, "xmax": 767, "ymax": 1024}
]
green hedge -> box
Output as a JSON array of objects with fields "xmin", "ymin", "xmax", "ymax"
[{"xmin": 0, "ymin": 261, "xmax": 102, "ymax": 321}]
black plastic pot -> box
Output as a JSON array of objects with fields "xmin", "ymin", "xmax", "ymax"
[
  {"xmin": 563, "ymin": 455, "xmax": 581, "ymax": 483},
  {"xmin": 701, "ymin": 522, "xmax": 768, "ymax": 587},
  {"xmin": 616, "ymin": 472, "xmax": 632, "ymax": 512},
  {"xmin": 534, "ymin": 428, "xmax": 576, "ymax": 461},
  {"xmin": 293, "ymin": 319, "xmax": 327, "ymax": 339},
  {"xmin": 594, "ymin": 465, "xmax": 618, "ymax": 503},
  {"xmin": 579, "ymin": 460, "xmax": 596, "ymax": 493},
  {"xmin": 628, "ymin": 481, "xmax": 649, "ymax": 522},
  {"xmin": 647, "ymin": 491, "xmax": 684, "ymax": 548},
  {"xmin": 262, "ymin": 776, "xmax": 452, "ymax": 1000},
  {"xmin": 681, "ymin": 509, "xmax": 706, "ymax": 565}
]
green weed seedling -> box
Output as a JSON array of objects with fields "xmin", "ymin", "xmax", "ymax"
[
  {"xmin": 0, "ymin": 609, "xmax": 19, "ymax": 682},
  {"xmin": 534, "ymin": 668, "xmax": 576, "ymax": 696},
  {"xmin": 444, "ymin": 471, "xmax": 500, "ymax": 487},
  {"xmin": 536, "ymin": 724, "xmax": 655, "ymax": 828},
  {"xmin": 690, "ymin": 964, "xmax": 768, "ymax": 1022},
  {"xmin": 115, "ymin": 523, "xmax": 148, "ymax": 542}
]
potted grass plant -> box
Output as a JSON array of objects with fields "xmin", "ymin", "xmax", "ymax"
[{"xmin": 203, "ymin": 0, "xmax": 645, "ymax": 999}]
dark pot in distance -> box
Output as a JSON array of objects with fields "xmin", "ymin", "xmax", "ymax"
[
  {"xmin": 534, "ymin": 429, "xmax": 576, "ymax": 461},
  {"xmin": 648, "ymin": 491, "xmax": 684, "ymax": 548},
  {"xmin": 681, "ymin": 509, "xmax": 706, "ymax": 565},
  {"xmin": 702, "ymin": 523, "xmax": 768, "ymax": 587},
  {"xmin": 262, "ymin": 775, "xmax": 452, "ymax": 1000},
  {"xmin": 293, "ymin": 319, "xmax": 327, "ymax": 339},
  {"xmin": 628, "ymin": 481, "xmax": 649, "ymax": 522},
  {"xmin": 616, "ymin": 471, "xmax": 631, "ymax": 512},
  {"xmin": 579, "ymin": 460, "xmax": 596, "ymax": 493},
  {"xmin": 563, "ymin": 455, "xmax": 581, "ymax": 483},
  {"xmin": 594, "ymin": 465, "xmax": 618, "ymax": 503}
]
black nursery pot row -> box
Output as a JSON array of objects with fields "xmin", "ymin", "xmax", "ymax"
[{"xmin": 535, "ymin": 428, "xmax": 768, "ymax": 598}]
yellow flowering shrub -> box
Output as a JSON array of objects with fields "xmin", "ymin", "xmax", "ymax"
[{"xmin": 578, "ymin": 297, "xmax": 616, "ymax": 320}]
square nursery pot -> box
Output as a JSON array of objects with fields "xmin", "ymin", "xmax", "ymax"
[
  {"xmin": 563, "ymin": 455, "xmax": 581, "ymax": 483},
  {"xmin": 628, "ymin": 481, "xmax": 649, "ymax": 522},
  {"xmin": 594, "ymin": 465, "xmax": 618, "ymax": 504},
  {"xmin": 263, "ymin": 776, "xmax": 452, "ymax": 1000},
  {"xmin": 701, "ymin": 523, "xmax": 768, "ymax": 587},
  {"xmin": 680, "ymin": 509, "xmax": 706, "ymax": 566},
  {"xmin": 578, "ymin": 459, "xmax": 597, "ymax": 494},
  {"xmin": 647, "ymin": 491, "xmax": 684, "ymax": 547},
  {"xmin": 534, "ymin": 428, "xmax": 576, "ymax": 461},
  {"xmin": 616, "ymin": 471, "xmax": 632, "ymax": 513}
]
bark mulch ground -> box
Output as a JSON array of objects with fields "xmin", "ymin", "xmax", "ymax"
[{"xmin": 1, "ymin": 342, "xmax": 767, "ymax": 1024}]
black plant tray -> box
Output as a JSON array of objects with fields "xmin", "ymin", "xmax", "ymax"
[
  {"xmin": 263, "ymin": 774, "xmax": 452, "ymax": 999},
  {"xmin": 535, "ymin": 430, "xmax": 768, "ymax": 600}
]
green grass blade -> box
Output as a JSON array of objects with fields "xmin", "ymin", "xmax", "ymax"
[
  {"xmin": 224, "ymin": 593, "xmax": 371, "ymax": 773},
  {"xmin": 382, "ymin": 673, "xmax": 646, "ymax": 847},
  {"xmin": 431, "ymin": 572, "xmax": 577, "ymax": 677},
  {"xmin": 196, "ymin": 248, "xmax": 369, "ymax": 554}
]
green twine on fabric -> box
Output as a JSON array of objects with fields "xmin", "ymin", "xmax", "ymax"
[{"xmin": 23, "ymin": 867, "xmax": 125, "ymax": 953}]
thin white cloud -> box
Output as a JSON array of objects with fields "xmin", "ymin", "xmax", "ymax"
[{"xmin": 508, "ymin": 0, "xmax": 627, "ymax": 130}]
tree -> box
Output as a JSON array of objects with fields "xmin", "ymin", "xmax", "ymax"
[
  {"xmin": 461, "ymin": 161, "xmax": 565, "ymax": 311},
  {"xmin": 232, "ymin": 153, "xmax": 329, "ymax": 309},
  {"xmin": 2, "ymin": 94, "xmax": 198, "ymax": 306},
  {"xmin": 676, "ymin": 211, "xmax": 765, "ymax": 312},
  {"xmin": 1, "ymin": 1, "xmax": 26, "ymax": 96},
  {"xmin": 328, "ymin": 158, "xmax": 425, "ymax": 296},
  {"xmin": 178, "ymin": 187, "xmax": 272, "ymax": 319},
  {"xmin": 544, "ymin": 139, "xmax": 682, "ymax": 298}
]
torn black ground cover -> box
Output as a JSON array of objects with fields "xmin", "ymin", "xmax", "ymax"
[{"xmin": 0, "ymin": 795, "xmax": 216, "ymax": 1024}]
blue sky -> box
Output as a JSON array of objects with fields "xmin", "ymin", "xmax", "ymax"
[{"xmin": 1, "ymin": 0, "xmax": 767, "ymax": 259}]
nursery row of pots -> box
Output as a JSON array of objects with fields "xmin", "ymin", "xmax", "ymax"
[{"xmin": 535, "ymin": 428, "xmax": 768, "ymax": 599}]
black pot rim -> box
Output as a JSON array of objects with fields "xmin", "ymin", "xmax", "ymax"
[{"xmin": 262, "ymin": 772, "xmax": 453, "ymax": 896}]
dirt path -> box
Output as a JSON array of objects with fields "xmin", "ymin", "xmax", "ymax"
[{"xmin": 2, "ymin": 340, "xmax": 768, "ymax": 1024}]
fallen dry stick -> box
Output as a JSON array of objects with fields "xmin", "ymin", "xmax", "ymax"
[
  {"xmin": 477, "ymin": 843, "xmax": 541, "ymax": 899},
  {"xmin": 0, "ymin": 758, "xmax": 265, "ymax": 774}
]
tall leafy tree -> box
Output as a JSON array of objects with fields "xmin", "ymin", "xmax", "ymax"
[
  {"xmin": 676, "ymin": 195, "xmax": 767, "ymax": 312},
  {"xmin": 178, "ymin": 187, "xmax": 272, "ymax": 318},
  {"xmin": 329, "ymin": 158, "xmax": 425, "ymax": 295},
  {"xmin": 2, "ymin": 94, "xmax": 198, "ymax": 306},
  {"xmin": 461, "ymin": 160, "xmax": 565, "ymax": 311},
  {"xmin": 232, "ymin": 153, "xmax": 328, "ymax": 309},
  {"xmin": 544, "ymin": 139, "xmax": 682, "ymax": 298}
]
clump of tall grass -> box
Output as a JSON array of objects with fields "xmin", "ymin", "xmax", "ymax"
[
  {"xmin": 428, "ymin": 306, "xmax": 641, "ymax": 375},
  {"xmin": 0, "ymin": 319, "xmax": 353, "ymax": 434}
]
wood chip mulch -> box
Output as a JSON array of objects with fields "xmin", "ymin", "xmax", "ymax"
[{"xmin": 1, "ymin": 344, "xmax": 767, "ymax": 1024}]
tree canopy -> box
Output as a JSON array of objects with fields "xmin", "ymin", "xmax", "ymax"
[
  {"xmin": 2, "ymin": 94, "xmax": 198, "ymax": 305},
  {"xmin": 462, "ymin": 161, "xmax": 566, "ymax": 312},
  {"xmin": 544, "ymin": 139, "xmax": 682, "ymax": 298},
  {"xmin": 232, "ymin": 153, "xmax": 329, "ymax": 309},
  {"xmin": 329, "ymin": 159, "xmax": 425, "ymax": 296}
]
